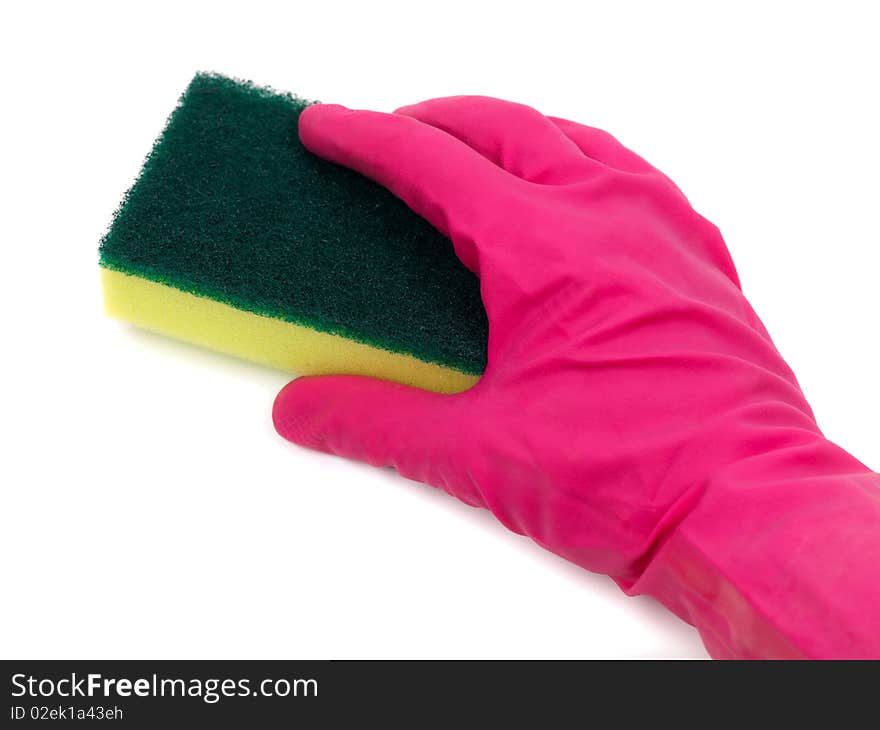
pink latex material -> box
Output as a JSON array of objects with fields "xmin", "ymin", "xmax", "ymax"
[{"xmin": 273, "ymin": 96, "xmax": 880, "ymax": 659}]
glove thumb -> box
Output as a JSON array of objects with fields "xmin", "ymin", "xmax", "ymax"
[{"xmin": 273, "ymin": 375, "xmax": 460, "ymax": 481}]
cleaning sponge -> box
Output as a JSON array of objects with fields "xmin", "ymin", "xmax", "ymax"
[{"xmin": 100, "ymin": 73, "xmax": 487, "ymax": 393}]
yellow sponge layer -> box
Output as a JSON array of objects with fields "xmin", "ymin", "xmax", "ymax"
[{"xmin": 101, "ymin": 268, "xmax": 480, "ymax": 394}]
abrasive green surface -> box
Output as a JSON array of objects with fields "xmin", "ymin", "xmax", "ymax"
[{"xmin": 99, "ymin": 73, "xmax": 488, "ymax": 374}]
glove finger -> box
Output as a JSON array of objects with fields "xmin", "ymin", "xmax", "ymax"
[
  {"xmin": 547, "ymin": 116, "xmax": 663, "ymax": 175},
  {"xmin": 396, "ymin": 96, "xmax": 602, "ymax": 185},
  {"xmin": 550, "ymin": 115, "xmax": 692, "ymax": 203},
  {"xmin": 273, "ymin": 374, "xmax": 467, "ymax": 493},
  {"xmin": 299, "ymin": 103, "xmax": 518, "ymax": 275}
]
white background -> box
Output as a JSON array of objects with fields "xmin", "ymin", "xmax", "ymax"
[{"xmin": 1, "ymin": 1, "xmax": 877, "ymax": 659}]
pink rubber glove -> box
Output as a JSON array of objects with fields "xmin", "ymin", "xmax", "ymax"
[{"xmin": 273, "ymin": 96, "xmax": 880, "ymax": 659}]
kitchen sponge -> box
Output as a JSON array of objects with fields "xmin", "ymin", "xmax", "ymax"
[{"xmin": 99, "ymin": 73, "xmax": 487, "ymax": 393}]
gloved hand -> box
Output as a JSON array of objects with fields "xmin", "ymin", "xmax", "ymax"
[{"xmin": 273, "ymin": 96, "xmax": 880, "ymax": 659}]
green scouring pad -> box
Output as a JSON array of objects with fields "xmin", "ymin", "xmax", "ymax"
[{"xmin": 99, "ymin": 73, "xmax": 487, "ymax": 392}]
